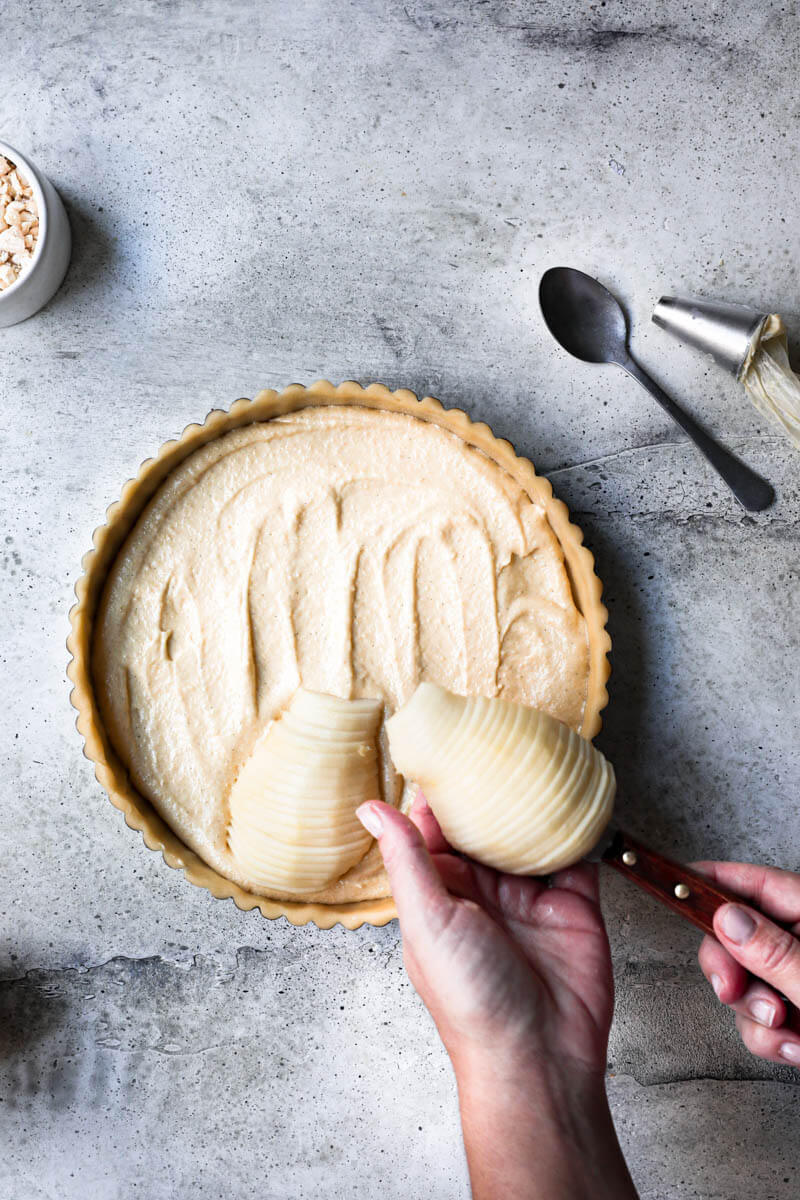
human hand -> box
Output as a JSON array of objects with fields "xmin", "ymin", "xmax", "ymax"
[
  {"xmin": 694, "ymin": 861, "xmax": 800, "ymax": 1067},
  {"xmin": 357, "ymin": 793, "xmax": 638, "ymax": 1200},
  {"xmin": 357, "ymin": 791, "xmax": 613, "ymax": 1078}
]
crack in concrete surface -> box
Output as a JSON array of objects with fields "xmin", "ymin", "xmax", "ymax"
[
  {"xmin": 540, "ymin": 434, "xmax": 797, "ymax": 528},
  {"xmin": 546, "ymin": 432, "xmax": 786, "ymax": 476}
]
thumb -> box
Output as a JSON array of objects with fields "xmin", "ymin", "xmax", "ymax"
[
  {"xmin": 714, "ymin": 903, "xmax": 800, "ymax": 1005},
  {"xmin": 356, "ymin": 801, "xmax": 455, "ymax": 943}
]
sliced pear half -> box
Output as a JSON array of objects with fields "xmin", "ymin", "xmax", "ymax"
[
  {"xmin": 385, "ymin": 682, "xmax": 614, "ymax": 875},
  {"xmin": 228, "ymin": 690, "xmax": 382, "ymax": 894}
]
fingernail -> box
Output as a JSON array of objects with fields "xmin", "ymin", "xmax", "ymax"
[
  {"xmin": 711, "ymin": 973, "xmax": 724, "ymax": 1000},
  {"xmin": 778, "ymin": 1042, "xmax": 800, "ymax": 1065},
  {"xmin": 356, "ymin": 803, "xmax": 383, "ymax": 838},
  {"xmin": 719, "ymin": 904, "xmax": 757, "ymax": 945},
  {"xmin": 749, "ymin": 999, "xmax": 776, "ymax": 1028}
]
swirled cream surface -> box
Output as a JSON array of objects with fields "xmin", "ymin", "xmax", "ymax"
[{"xmin": 95, "ymin": 406, "xmax": 590, "ymax": 902}]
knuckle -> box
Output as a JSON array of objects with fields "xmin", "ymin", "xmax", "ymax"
[
  {"xmin": 378, "ymin": 837, "xmax": 401, "ymax": 867},
  {"xmin": 381, "ymin": 825, "xmax": 423, "ymax": 868},
  {"xmin": 757, "ymin": 928, "xmax": 798, "ymax": 977},
  {"xmin": 738, "ymin": 1018, "xmax": 769, "ymax": 1057},
  {"xmin": 496, "ymin": 874, "xmax": 519, "ymax": 911},
  {"xmin": 741, "ymin": 1027, "xmax": 761, "ymax": 1056},
  {"xmin": 425, "ymin": 896, "xmax": 462, "ymax": 942},
  {"xmin": 697, "ymin": 936, "xmax": 717, "ymax": 969}
]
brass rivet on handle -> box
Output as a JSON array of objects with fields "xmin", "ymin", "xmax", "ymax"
[
  {"xmin": 674, "ymin": 883, "xmax": 691, "ymax": 900},
  {"xmin": 622, "ymin": 850, "xmax": 637, "ymax": 866}
]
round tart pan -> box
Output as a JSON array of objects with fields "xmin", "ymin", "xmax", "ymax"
[{"xmin": 67, "ymin": 380, "xmax": 611, "ymax": 930}]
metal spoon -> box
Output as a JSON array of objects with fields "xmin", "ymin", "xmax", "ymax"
[{"xmin": 539, "ymin": 267, "xmax": 775, "ymax": 511}]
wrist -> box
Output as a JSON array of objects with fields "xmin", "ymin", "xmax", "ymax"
[
  {"xmin": 452, "ymin": 1046, "xmax": 637, "ymax": 1200},
  {"xmin": 451, "ymin": 1037, "xmax": 606, "ymax": 1111}
]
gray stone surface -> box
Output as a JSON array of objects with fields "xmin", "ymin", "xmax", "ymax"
[{"xmin": 0, "ymin": 0, "xmax": 798, "ymax": 1196}]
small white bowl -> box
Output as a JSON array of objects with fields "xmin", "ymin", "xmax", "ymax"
[{"xmin": 0, "ymin": 140, "xmax": 71, "ymax": 328}]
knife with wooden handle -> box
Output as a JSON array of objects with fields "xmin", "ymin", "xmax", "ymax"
[{"xmin": 588, "ymin": 826, "xmax": 795, "ymax": 1023}]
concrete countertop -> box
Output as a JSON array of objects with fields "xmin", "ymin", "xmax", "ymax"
[{"xmin": 1, "ymin": 2, "xmax": 798, "ymax": 1196}]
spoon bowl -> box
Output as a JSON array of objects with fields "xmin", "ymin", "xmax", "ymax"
[{"xmin": 540, "ymin": 267, "xmax": 629, "ymax": 365}]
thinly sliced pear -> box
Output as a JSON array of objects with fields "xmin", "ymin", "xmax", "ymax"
[
  {"xmin": 385, "ymin": 682, "xmax": 614, "ymax": 875},
  {"xmin": 228, "ymin": 689, "xmax": 382, "ymax": 894}
]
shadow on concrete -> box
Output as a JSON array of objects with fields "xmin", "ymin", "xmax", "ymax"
[
  {"xmin": 557, "ymin": 505, "xmax": 655, "ymax": 838},
  {"xmin": 0, "ymin": 970, "xmax": 73, "ymax": 1109},
  {"xmin": 39, "ymin": 188, "xmax": 118, "ymax": 318}
]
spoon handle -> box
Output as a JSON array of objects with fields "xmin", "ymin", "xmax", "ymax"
[{"xmin": 620, "ymin": 356, "xmax": 774, "ymax": 511}]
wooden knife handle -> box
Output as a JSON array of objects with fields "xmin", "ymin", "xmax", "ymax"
[
  {"xmin": 601, "ymin": 829, "xmax": 796, "ymax": 1027},
  {"xmin": 601, "ymin": 829, "xmax": 743, "ymax": 936}
]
